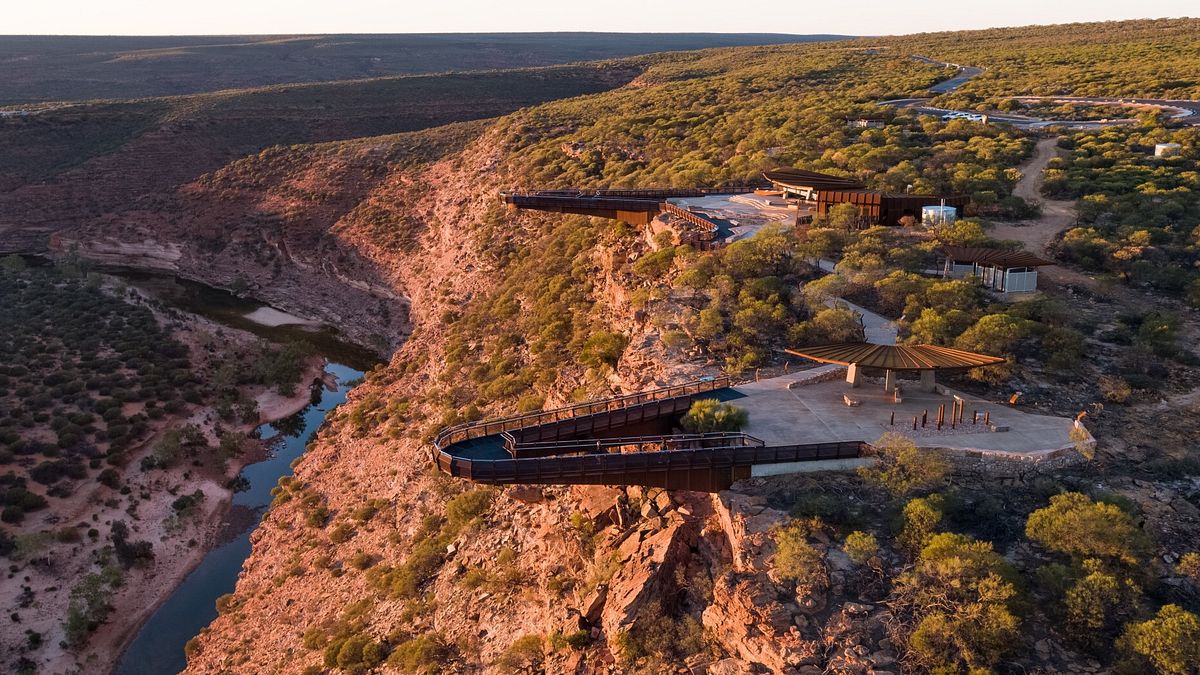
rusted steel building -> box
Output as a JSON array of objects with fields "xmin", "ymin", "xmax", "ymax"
[{"xmin": 763, "ymin": 168, "xmax": 967, "ymax": 227}]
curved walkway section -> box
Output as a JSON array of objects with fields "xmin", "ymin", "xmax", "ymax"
[{"xmin": 433, "ymin": 377, "xmax": 864, "ymax": 492}]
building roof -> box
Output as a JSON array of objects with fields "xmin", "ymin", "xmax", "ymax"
[
  {"xmin": 762, "ymin": 168, "xmax": 867, "ymax": 192},
  {"xmin": 944, "ymin": 246, "xmax": 1055, "ymax": 268},
  {"xmin": 784, "ymin": 343, "xmax": 1007, "ymax": 371}
]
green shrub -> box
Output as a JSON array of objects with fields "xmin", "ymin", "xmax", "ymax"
[
  {"xmin": 859, "ymin": 432, "xmax": 948, "ymax": 496},
  {"xmin": 771, "ymin": 519, "xmax": 826, "ymax": 588},
  {"xmin": 894, "ymin": 533, "xmax": 1020, "ymax": 673},
  {"xmin": 1025, "ymin": 492, "xmax": 1150, "ymax": 567},
  {"xmin": 843, "ymin": 531, "xmax": 879, "ymax": 565},
  {"xmin": 1118, "ymin": 604, "xmax": 1200, "ymax": 675},
  {"xmin": 445, "ymin": 489, "xmax": 494, "ymax": 528},
  {"xmin": 388, "ymin": 632, "xmax": 447, "ymax": 672},
  {"xmin": 494, "ymin": 634, "xmax": 544, "ymax": 673},
  {"xmin": 679, "ymin": 398, "xmax": 748, "ymax": 433}
]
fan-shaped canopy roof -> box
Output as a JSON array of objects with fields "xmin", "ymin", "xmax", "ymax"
[
  {"xmin": 784, "ymin": 343, "xmax": 1006, "ymax": 371},
  {"xmin": 762, "ymin": 168, "xmax": 867, "ymax": 192}
]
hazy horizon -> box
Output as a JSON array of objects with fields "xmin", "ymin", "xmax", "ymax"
[{"xmin": 3, "ymin": 1, "xmax": 1194, "ymax": 36}]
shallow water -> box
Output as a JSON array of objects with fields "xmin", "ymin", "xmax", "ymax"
[{"xmin": 114, "ymin": 362, "xmax": 364, "ymax": 675}]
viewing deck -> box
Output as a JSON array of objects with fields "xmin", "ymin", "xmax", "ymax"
[{"xmin": 433, "ymin": 370, "xmax": 1086, "ymax": 492}]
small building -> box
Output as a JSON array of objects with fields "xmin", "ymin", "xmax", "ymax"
[
  {"xmin": 921, "ymin": 204, "xmax": 958, "ymax": 225},
  {"xmin": 784, "ymin": 343, "xmax": 1006, "ymax": 392},
  {"xmin": 1155, "ymin": 143, "xmax": 1182, "ymax": 158},
  {"xmin": 942, "ymin": 246, "xmax": 1054, "ymax": 295},
  {"xmin": 846, "ymin": 117, "xmax": 886, "ymax": 129}
]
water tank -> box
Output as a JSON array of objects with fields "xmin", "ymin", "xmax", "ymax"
[
  {"xmin": 1155, "ymin": 143, "xmax": 1182, "ymax": 157},
  {"xmin": 922, "ymin": 205, "xmax": 958, "ymax": 225}
]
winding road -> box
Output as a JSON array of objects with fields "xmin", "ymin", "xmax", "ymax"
[{"xmin": 885, "ymin": 55, "xmax": 1200, "ymax": 129}]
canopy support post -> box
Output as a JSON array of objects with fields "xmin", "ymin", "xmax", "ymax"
[
  {"xmin": 920, "ymin": 370, "xmax": 936, "ymax": 393},
  {"xmin": 916, "ymin": 369, "xmax": 936, "ymax": 391}
]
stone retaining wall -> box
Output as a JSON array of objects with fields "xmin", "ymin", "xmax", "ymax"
[{"xmin": 785, "ymin": 364, "xmax": 847, "ymax": 388}]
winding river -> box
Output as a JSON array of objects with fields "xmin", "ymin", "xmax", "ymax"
[{"xmin": 104, "ymin": 274, "xmax": 378, "ymax": 675}]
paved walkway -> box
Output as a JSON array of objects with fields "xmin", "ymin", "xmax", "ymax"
[{"xmin": 816, "ymin": 258, "xmax": 898, "ymax": 344}]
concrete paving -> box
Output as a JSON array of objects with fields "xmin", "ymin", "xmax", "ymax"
[
  {"xmin": 668, "ymin": 193, "xmax": 801, "ymax": 242},
  {"xmin": 734, "ymin": 373, "xmax": 1077, "ymax": 457}
]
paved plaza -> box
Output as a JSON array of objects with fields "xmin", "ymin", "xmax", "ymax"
[{"xmin": 734, "ymin": 368, "xmax": 1079, "ymax": 457}]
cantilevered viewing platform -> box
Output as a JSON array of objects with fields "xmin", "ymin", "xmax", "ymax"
[{"xmin": 433, "ymin": 364, "xmax": 1085, "ymax": 492}]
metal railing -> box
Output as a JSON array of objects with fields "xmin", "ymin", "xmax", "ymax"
[
  {"xmin": 502, "ymin": 431, "xmax": 763, "ymax": 456},
  {"xmin": 438, "ymin": 440, "xmax": 866, "ymax": 486},
  {"xmin": 432, "ymin": 377, "xmax": 733, "ymax": 452},
  {"xmin": 660, "ymin": 202, "xmax": 720, "ymax": 235},
  {"xmin": 503, "ymin": 193, "xmax": 664, "ymax": 212},
  {"xmin": 501, "ymin": 185, "xmax": 767, "ymax": 200}
]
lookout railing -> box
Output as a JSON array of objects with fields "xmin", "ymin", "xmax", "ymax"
[
  {"xmin": 660, "ymin": 202, "xmax": 720, "ymax": 237},
  {"xmin": 502, "ymin": 431, "xmax": 763, "ymax": 457},
  {"xmin": 436, "ymin": 440, "xmax": 866, "ymax": 486},
  {"xmin": 432, "ymin": 377, "xmax": 733, "ymax": 452}
]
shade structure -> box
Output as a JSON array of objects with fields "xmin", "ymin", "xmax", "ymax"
[
  {"xmin": 762, "ymin": 168, "xmax": 867, "ymax": 193},
  {"xmin": 943, "ymin": 246, "xmax": 1054, "ymax": 268},
  {"xmin": 784, "ymin": 343, "xmax": 1006, "ymax": 371}
]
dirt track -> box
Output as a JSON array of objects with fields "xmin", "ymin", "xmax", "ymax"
[{"xmin": 990, "ymin": 137, "xmax": 1108, "ymax": 292}]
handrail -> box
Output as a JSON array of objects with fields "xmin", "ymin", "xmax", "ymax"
[
  {"xmin": 661, "ymin": 202, "xmax": 720, "ymax": 235},
  {"xmin": 503, "ymin": 431, "xmax": 764, "ymax": 454},
  {"xmin": 501, "ymin": 185, "xmax": 768, "ymax": 200},
  {"xmin": 433, "ymin": 376, "xmax": 733, "ymax": 451},
  {"xmin": 452, "ymin": 440, "xmax": 868, "ymax": 485}
]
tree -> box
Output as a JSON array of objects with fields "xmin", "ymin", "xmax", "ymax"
[
  {"xmin": 772, "ymin": 519, "xmax": 827, "ymax": 589},
  {"xmin": 827, "ymin": 203, "xmax": 865, "ymax": 230},
  {"xmin": 1064, "ymin": 559, "xmax": 1141, "ymax": 648},
  {"xmin": 894, "ymin": 533, "xmax": 1021, "ymax": 673},
  {"xmin": 680, "ymin": 399, "xmax": 748, "ymax": 433},
  {"xmin": 874, "ymin": 271, "xmax": 928, "ymax": 315},
  {"xmin": 1025, "ymin": 492, "xmax": 1150, "ymax": 567},
  {"xmin": 1118, "ymin": 605, "xmax": 1200, "ymax": 675},
  {"xmin": 858, "ymin": 432, "xmax": 949, "ymax": 496},
  {"xmin": 899, "ymin": 495, "xmax": 945, "ymax": 556},
  {"xmin": 954, "ymin": 313, "xmax": 1031, "ymax": 382}
]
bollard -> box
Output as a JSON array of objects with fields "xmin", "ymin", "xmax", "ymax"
[
  {"xmin": 784, "ymin": 361, "xmax": 790, "ymax": 374},
  {"xmin": 755, "ymin": 368, "xmax": 760, "ymax": 383},
  {"xmin": 890, "ymin": 411, "xmax": 895, "ymax": 425},
  {"xmin": 972, "ymin": 410, "xmax": 978, "ymax": 425},
  {"xmin": 912, "ymin": 415, "xmax": 918, "ymax": 431},
  {"xmin": 984, "ymin": 411, "xmax": 990, "ymax": 425},
  {"xmin": 922, "ymin": 410, "xmax": 928, "ymax": 427}
]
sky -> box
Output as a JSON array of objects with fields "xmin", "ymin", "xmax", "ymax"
[{"xmin": 3, "ymin": 0, "xmax": 1195, "ymax": 36}]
